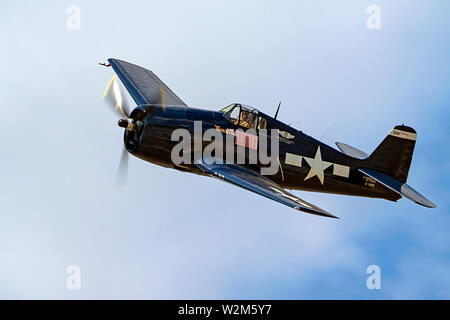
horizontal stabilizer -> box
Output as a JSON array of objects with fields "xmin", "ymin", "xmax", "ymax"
[
  {"xmin": 358, "ymin": 168, "xmax": 437, "ymax": 208},
  {"xmin": 336, "ymin": 142, "xmax": 368, "ymax": 160}
]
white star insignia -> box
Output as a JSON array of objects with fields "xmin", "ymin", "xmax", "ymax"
[{"xmin": 303, "ymin": 146, "xmax": 332, "ymax": 185}]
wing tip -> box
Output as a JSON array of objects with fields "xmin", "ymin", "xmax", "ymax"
[
  {"xmin": 416, "ymin": 199, "xmax": 437, "ymax": 208},
  {"xmin": 295, "ymin": 206, "xmax": 339, "ymax": 219}
]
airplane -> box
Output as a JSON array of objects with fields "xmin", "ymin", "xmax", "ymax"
[{"xmin": 101, "ymin": 58, "xmax": 436, "ymax": 219}]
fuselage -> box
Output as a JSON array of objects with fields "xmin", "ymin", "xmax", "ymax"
[{"xmin": 124, "ymin": 104, "xmax": 399, "ymax": 202}]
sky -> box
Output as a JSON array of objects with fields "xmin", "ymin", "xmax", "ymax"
[{"xmin": 0, "ymin": 0, "xmax": 449, "ymax": 299}]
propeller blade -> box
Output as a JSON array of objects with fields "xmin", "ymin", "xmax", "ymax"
[
  {"xmin": 103, "ymin": 75, "xmax": 130, "ymax": 119},
  {"xmin": 115, "ymin": 147, "xmax": 128, "ymax": 186}
]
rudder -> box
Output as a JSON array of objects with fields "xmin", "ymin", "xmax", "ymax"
[{"xmin": 366, "ymin": 125, "xmax": 417, "ymax": 183}]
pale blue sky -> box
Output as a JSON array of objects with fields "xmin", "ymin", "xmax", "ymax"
[{"xmin": 0, "ymin": 0, "xmax": 449, "ymax": 299}]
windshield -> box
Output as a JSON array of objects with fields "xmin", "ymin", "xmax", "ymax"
[
  {"xmin": 220, "ymin": 103, "xmax": 257, "ymax": 114},
  {"xmin": 220, "ymin": 103, "xmax": 236, "ymax": 114}
]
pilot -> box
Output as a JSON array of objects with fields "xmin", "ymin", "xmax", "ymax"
[{"xmin": 240, "ymin": 111, "xmax": 253, "ymax": 128}]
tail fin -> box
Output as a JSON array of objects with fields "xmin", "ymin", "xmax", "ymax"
[
  {"xmin": 366, "ymin": 125, "xmax": 417, "ymax": 183},
  {"xmin": 360, "ymin": 125, "xmax": 436, "ymax": 208}
]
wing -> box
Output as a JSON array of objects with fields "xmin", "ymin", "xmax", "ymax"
[
  {"xmin": 108, "ymin": 58, "xmax": 187, "ymax": 107},
  {"xmin": 195, "ymin": 158, "xmax": 338, "ymax": 218}
]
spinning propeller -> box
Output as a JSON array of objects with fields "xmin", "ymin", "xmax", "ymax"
[{"xmin": 103, "ymin": 75, "xmax": 134, "ymax": 184}]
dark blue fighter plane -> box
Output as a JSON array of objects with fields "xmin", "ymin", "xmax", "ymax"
[{"xmin": 102, "ymin": 58, "xmax": 436, "ymax": 219}]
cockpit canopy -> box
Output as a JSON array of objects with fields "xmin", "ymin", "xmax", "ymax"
[{"xmin": 220, "ymin": 103, "xmax": 267, "ymax": 129}]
